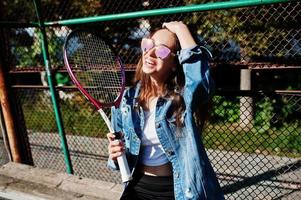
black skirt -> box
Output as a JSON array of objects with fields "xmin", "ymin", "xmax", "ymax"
[{"xmin": 121, "ymin": 173, "xmax": 175, "ymax": 200}]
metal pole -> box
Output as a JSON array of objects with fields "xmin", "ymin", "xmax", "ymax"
[
  {"xmin": 240, "ymin": 69, "xmax": 253, "ymax": 128},
  {"xmin": 0, "ymin": 0, "xmax": 293, "ymax": 27},
  {"xmin": 0, "ymin": 34, "xmax": 22, "ymax": 163},
  {"xmin": 32, "ymin": 0, "xmax": 73, "ymax": 174},
  {"xmin": 44, "ymin": 0, "xmax": 293, "ymax": 26}
]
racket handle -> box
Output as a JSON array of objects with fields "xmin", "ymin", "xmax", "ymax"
[
  {"xmin": 97, "ymin": 109, "xmax": 132, "ymax": 182},
  {"xmin": 117, "ymin": 153, "xmax": 132, "ymax": 182},
  {"xmin": 115, "ymin": 132, "xmax": 132, "ymax": 182}
]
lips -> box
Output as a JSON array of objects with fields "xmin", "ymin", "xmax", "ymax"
[
  {"xmin": 142, "ymin": 57, "xmax": 157, "ymax": 74},
  {"xmin": 145, "ymin": 58, "xmax": 156, "ymax": 65},
  {"xmin": 144, "ymin": 57, "xmax": 156, "ymax": 67}
]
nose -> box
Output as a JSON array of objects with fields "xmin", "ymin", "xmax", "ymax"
[{"xmin": 146, "ymin": 47, "xmax": 157, "ymax": 58}]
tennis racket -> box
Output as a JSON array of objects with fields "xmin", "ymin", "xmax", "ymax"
[{"xmin": 63, "ymin": 29, "xmax": 132, "ymax": 183}]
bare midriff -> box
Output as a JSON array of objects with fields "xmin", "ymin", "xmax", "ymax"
[{"xmin": 138, "ymin": 162, "xmax": 173, "ymax": 176}]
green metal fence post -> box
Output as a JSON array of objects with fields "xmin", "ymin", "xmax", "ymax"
[{"xmin": 32, "ymin": 0, "xmax": 73, "ymax": 174}]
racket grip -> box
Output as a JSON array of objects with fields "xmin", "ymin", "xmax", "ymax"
[
  {"xmin": 114, "ymin": 132, "xmax": 132, "ymax": 182},
  {"xmin": 96, "ymin": 109, "xmax": 132, "ymax": 182},
  {"xmin": 117, "ymin": 153, "xmax": 132, "ymax": 182}
]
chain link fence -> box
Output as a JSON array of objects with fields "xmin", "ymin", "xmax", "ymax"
[
  {"xmin": 1, "ymin": 0, "xmax": 300, "ymax": 199},
  {"xmin": 207, "ymin": 91, "xmax": 301, "ymax": 199},
  {"xmin": 0, "ymin": 108, "xmax": 10, "ymax": 166}
]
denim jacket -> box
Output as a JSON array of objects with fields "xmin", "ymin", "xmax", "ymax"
[{"xmin": 108, "ymin": 45, "xmax": 224, "ymax": 200}]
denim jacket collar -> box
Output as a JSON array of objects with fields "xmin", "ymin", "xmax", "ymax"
[{"xmin": 133, "ymin": 81, "xmax": 141, "ymax": 109}]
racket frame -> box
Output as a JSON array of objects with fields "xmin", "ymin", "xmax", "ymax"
[
  {"xmin": 63, "ymin": 29, "xmax": 126, "ymax": 110},
  {"xmin": 63, "ymin": 29, "xmax": 131, "ymax": 182}
]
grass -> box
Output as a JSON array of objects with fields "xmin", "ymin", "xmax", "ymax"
[
  {"xmin": 203, "ymin": 121, "xmax": 301, "ymax": 158},
  {"xmin": 22, "ymin": 96, "xmax": 108, "ymax": 137}
]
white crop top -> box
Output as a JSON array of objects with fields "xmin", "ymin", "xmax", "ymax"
[{"xmin": 140, "ymin": 101, "xmax": 169, "ymax": 166}]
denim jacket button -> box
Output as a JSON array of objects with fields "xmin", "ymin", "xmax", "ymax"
[
  {"xmin": 155, "ymin": 123, "xmax": 161, "ymax": 129},
  {"xmin": 121, "ymin": 106, "xmax": 128, "ymax": 114},
  {"xmin": 133, "ymin": 135, "xmax": 138, "ymax": 140},
  {"xmin": 166, "ymin": 149, "xmax": 174, "ymax": 156},
  {"xmin": 185, "ymin": 188, "xmax": 194, "ymax": 199}
]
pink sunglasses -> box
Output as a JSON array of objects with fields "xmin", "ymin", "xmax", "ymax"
[{"xmin": 141, "ymin": 38, "xmax": 176, "ymax": 59}]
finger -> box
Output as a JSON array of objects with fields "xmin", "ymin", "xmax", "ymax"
[
  {"xmin": 162, "ymin": 22, "xmax": 171, "ymax": 28},
  {"xmin": 111, "ymin": 140, "xmax": 123, "ymax": 146},
  {"xmin": 109, "ymin": 146, "xmax": 125, "ymax": 157},
  {"xmin": 111, "ymin": 145, "xmax": 125, "ymax": 153},
  {"xmin": 111, "ymin": 152, "xmax": 123, "ymax": 160},
  {"xmin": 119, "ymin": 132, "xmax": 125, "ymax": 137},
  {"xmin": 108, "ymin": 140, "xmax": 124, "ymax": 152},
  {"xmin": 107, "ymin": 132, "xmax": 115, "ymax": 141}
]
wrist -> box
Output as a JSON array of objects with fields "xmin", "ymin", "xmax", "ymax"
[
  {"xmin": 174, "ymin": 23, "xmax": 188, "ymax": 35},
  {"xmin": 177, "ymin": 28, "xmax": 197, "ymax": 49}
]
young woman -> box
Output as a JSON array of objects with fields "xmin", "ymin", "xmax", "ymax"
[{"xmin": 107, "ymin": 21, "xmax": 224, "ymax": 200}]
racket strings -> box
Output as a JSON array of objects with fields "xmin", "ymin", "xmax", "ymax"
[{"xmin": 66, "ymin": 31, "xmax": 123, "ymax": 104}]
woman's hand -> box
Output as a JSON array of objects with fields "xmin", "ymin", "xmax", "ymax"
[
  {"xmin": 107, "ymin": 132, "xmax": 125, "ymax": 161},
  {"xmin": 162, "ymin": 21, "xmax": 187, "ymax": 34},
  {"xmin": 162, "ymin": 21, "xmax": 196, "ymax": 49}
]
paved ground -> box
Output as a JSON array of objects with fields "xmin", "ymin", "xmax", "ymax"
[
  {"xmin": 0, "ymin": 162, "xmax": 123, "ymax": 200},
  {"xmin": 26, "ymin": 133, "xmax": 301, "ymax": 199}
]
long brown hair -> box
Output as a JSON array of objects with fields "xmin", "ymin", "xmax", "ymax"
[{"xmin": 134, "ymin": 28, "xmax": 209, "ymax": 131}]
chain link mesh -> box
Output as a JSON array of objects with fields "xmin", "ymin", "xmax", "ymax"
[
  {"xmin": 0, "ymin": 0, "xmax": 300, "ymax": 199},
  {"xmin": 0, "ymin": 105, "xmax": 9, "ymax": 166},
  {"xmin": 1, "ymin": 0, "xmax": 37, "ymax": 23},
  {"xmin": 0, "ymin": 114, "xmax": 10, "ymax": 166},
  {"xmin": 206, "ymin": 92, "xmax": 301, "ymax": 199},
  {"xmin": 10, "ymin": 28, "xmax": 43, "ymax": 69}
]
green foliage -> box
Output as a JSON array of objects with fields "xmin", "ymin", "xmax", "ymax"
[
  {"xmin": 41, "ymin": 0, "xmax": 102, "ymax": 20},
  {"xmin": 2, "ymin": 0, "xmax": 35, "ymax": 21},
  {"xmin": 211, "ymin": 96, "xmax": 240, "ymax": 123},
  {"xmin": 46, "ymin": 28, "xmax": 65, "ymax": 67},
  {"xmin": 211, "ymin": 94, "xmax": 298, "ymax": 131},
  {"xmin": 183, "ymin": 0, "xmax": 300, "ymax": 62},
  {"xmin": 12, "ymin": 28, "xmax": 66, "ymax": 68},
  {"xmin": 12, "ymin": 28, "xmax": 42, "ymax": 67},
  {"xmin": 254, "ymin": 97, "xmax": 275, "ymax": 133},
  {"xmin": 203, "ymin": 121, "xmax": 301, "ymax": 158},
  {"xmin": 281, "ymin": 96, "xmax": 295, "ymax": 119},
  {"xmin": 22, "ymin": 92, "xmax": 108, "ymax": 137},
  {"xmin": 254, "ymin": 95, "xmax": 298, "ymax": 133},
  {"xmin": 6, "ymin": 0, "xmax": 142, "ymax": 68},
  {"xmin": 59, "ymin": 96, "xmax": 108, "ymax": 137}
]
